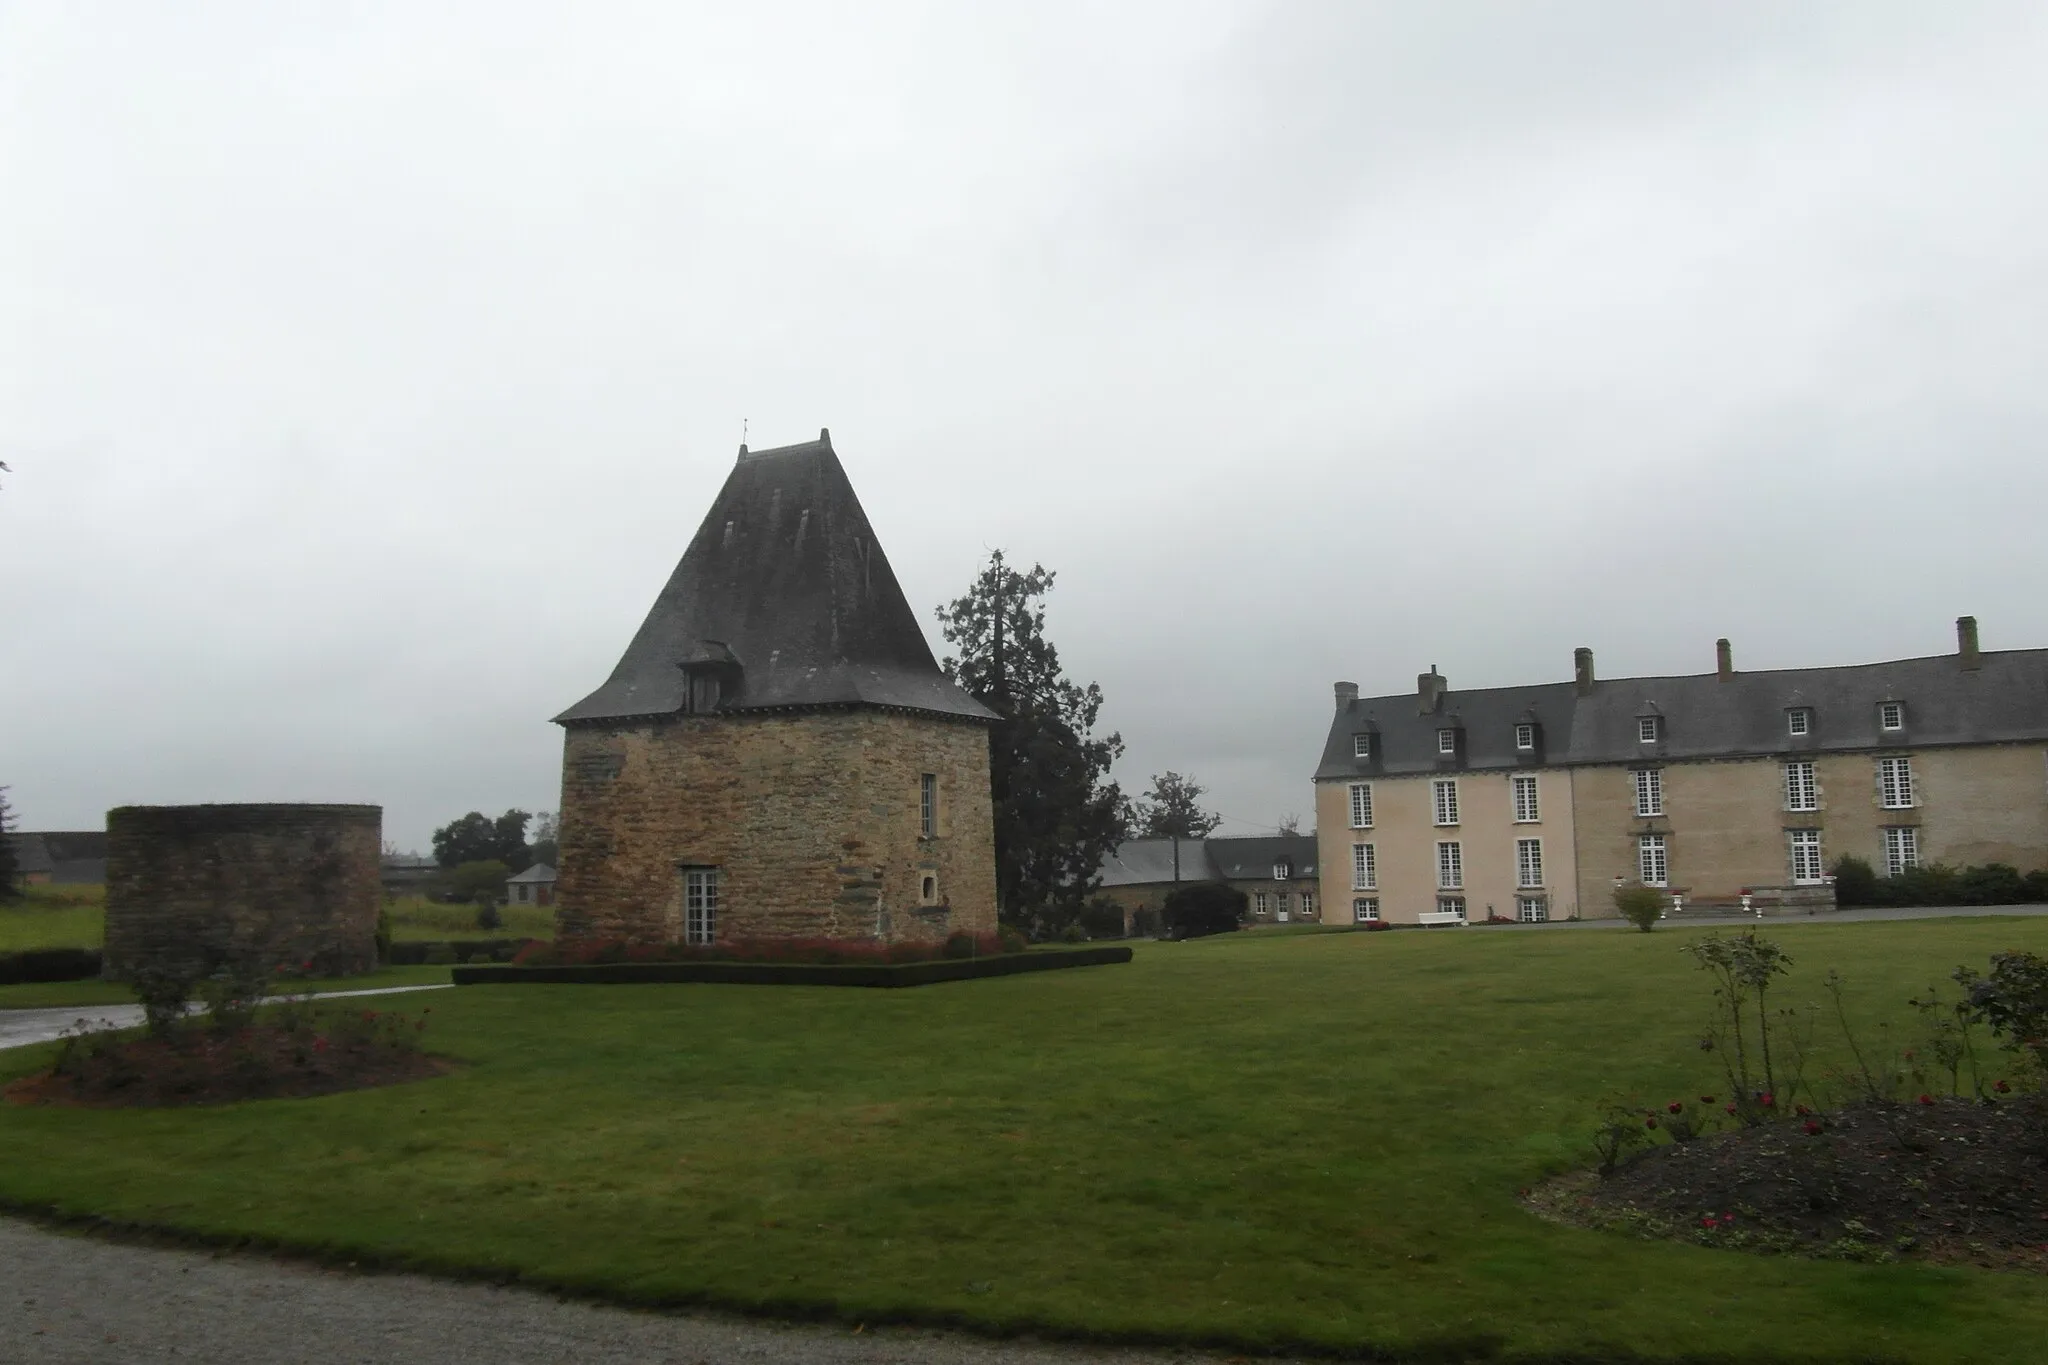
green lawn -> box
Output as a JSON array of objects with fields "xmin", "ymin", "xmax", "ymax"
[
  {"xmin": 0, "ymin": 964, "xmax": 453, "ymax": 1010},
  {"xmin": 0, "ymin": 888, "xmax": 553, "ymax": 952},
  {"xmin": 385, "ymin": 895, "xmax": 555, "ymax": 942},
  {"xmin": 2, "ymin": 920, "xmax": 2046, "ymax": 1361}
]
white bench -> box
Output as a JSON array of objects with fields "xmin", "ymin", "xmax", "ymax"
[{"xmin": 1415, "ymin": 911, "xmax": 1468, "ymax": 928}]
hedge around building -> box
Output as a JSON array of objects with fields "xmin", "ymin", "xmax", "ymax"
[
  {"xmin": 0, "ymin": 947, "xmax": 102, "ymax": 985},
  {"xmin": 451, "ymin": 944, "xmax": 1132, "ymax": 989}
]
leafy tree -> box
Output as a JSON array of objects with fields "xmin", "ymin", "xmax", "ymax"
[
  {"xmin": 1132, "ymin": 771, "xmax": 1221, "ymax": 839},
  {"xmin": 1162, "ymin": 882, "xmax": 1247, "ymax": 939},
  {"xmin": 432, "ymin": 810, "xmax": 531, "ymax": 869},
  {"xmin": 442, "ymin": 859, "xmax": 512, "ymax": 906},
  {"xmin": 0, "ymin": 786, "xmax": 19, "ymax": 901},
  {"xmin": 937, "ymin": 552, "xmax": 1126, "ymax": 938},
  {"xmin": 528, "ymin": 810, "xmax": 559, "ymax": 869}
]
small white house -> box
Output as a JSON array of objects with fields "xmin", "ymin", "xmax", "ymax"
[{"xmin": 507, "ymin": 862, "xmax": 557, "ymax": 907}]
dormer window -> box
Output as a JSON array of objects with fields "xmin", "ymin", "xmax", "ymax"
[
  {"xmin": 1880, "ymin": 701, "xmax": 1904, "ymax": 731},
  {"xmin": 1787, "ymin": 708, "xmax": 1812, "ymax": 736},
  {"xmin": 681, "ymin": 668, "xmax": 724, "ymax": 714},
  {"xmin": 1514, "ymin": 723, "xmax": 1535, "ymax": 750},
  {"xmin": 1437, "ymin": 729, "xmax": 1457, "ymax": 754},
  {"xmin": 1352, "ymin": 733, "xmax": 1372, "ymax": 759},
  {"xmin": 1273, "ymin": 860, "xmax": 1291, "ymax": 881},
  {"xmin": 1637, "ymin": 716, "xmax": 1660, "ymax": 743}
]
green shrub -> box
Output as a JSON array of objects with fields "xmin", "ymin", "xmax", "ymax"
[
  {"xmin": 1612, "ymin": 884, "xmax": 1665, "ymax": 932},
  {"xmin": 1162, "ymin": 882, "xmax": 1247, "ymax": 940},
  {"xmin": 1958, "ymin": 950, "xmax": 2048, "ymax": 1074},
  {"xmin": 474, "ymin": 898, "xmax": 503, "ymax": 931},
  {"xmin": 374, "ymin": 905, "xmax": 393, "ymax": 963},
  {"xmin": 1079, "ymin": 898, "xmax": 1126, "ymax": 939},
  {"xmin": 997, "ymin": 925, "xmax": 1029, "ymax": 954},
  {"xmin": 1958, "ymin": 863, "xmax": 2028, "ymax": 905},
  {"xmin": 1830, "ymin": 855, "xmax": 1878, "ymax": 907},
  {"xmin": 1058, "ymin": 922, "xmax": 1088, "ymax": 943},
  {"xmin": 421, "ymin": 943, "xmax": 458, "ymax": 966},
  {"xmin": 942, "ymin": 931, "xmax": 979, "ymax": 960}
]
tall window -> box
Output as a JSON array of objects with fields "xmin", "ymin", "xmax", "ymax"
[
  {"xmin": 1353, "ymin": 733, "xmax": 1372, "ymax": 759},
  {"xmin": 1880, "ymin": 701, "xmax": 1904, "ymax": 731},
  {"xmin": 1254, "ymin": 892, "xmax": 1270, "ymax": 916},
  {"xmin": 1432, "ymin": 779, "xmax": 1460, "ymax": 826},
  {"xmin": 1348, "ymin": 782, "xmax": 1374, "ymax": 828},
  {"xmin": 1883, "ymin": 826, "xmax": 1919, "ymax": 876},
  {"xmin": 1879, "ymin": 756, "xmax": 1915, "ymax": 809},
  {"xmin": 1638, "ymin": 716, "xmax": 1661, "ymax": 743},
  {"xmin": 1302, "ymin": 891, "xmax": 1315, "ymax": 918},
  {"xmin": 1633, "ymin": 768, "xmax": 1663, "ymax": 817},
  {"xmin": 1437, "ymin": 728, "xmax": 1457, "ymax": 754},
  {"xmin": 1516, "ymin": 896, "xmax": 1547, "ymax": 923},
  {"xmin": 1351, "ymin": 842, "xmax": 1377, "ymax": 890},
  {"xmin": 1436, "ymin": 840, "xmax": 1463, "ymax": 889},
  {"xmin": 1274, "ymin": 891, "xmax": 1291, "ymax": 917},
  {"xmin": 1516, "ymin": 838, "xmax": 1543, "ymax": 888},
  {"xmin": 1784, "ymin": 760, "xmax": 1818, "ymax": 812},
  {"xmin": 1638, "ymin": 835, "xmax": 1668, "ymax": 887},
  {"xmin": 1352, "ymin": 898, "xmax": 1380, "ymax": 923},
  {"xmin": 920, "ymin": 773, "xmax": 937, "ymax": 837},
  {"xmin": 1789, "ymin": 829, "xmax": 1824, "ymax": 884},
  {"xmin": 1512, "ymin": 774, "xmax": 1540, "ymax": 823},
  {"xmin": 1515, "ymin": 723, "xmax": 1535, "ymax": 750},
  {"xmin": 1788, "ymin": 708, "xmax": 1812, "ymax": 736},
  {"xmin": 684, "ymin": 869, "xmax": 720, "ymax": 945}
]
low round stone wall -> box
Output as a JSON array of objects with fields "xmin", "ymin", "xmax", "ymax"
[{"xmin": 104, "ymin": 803, "xmax": 382, "ymax": 980}]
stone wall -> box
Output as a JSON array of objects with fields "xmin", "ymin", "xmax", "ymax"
[
  {"xmin": 556, "ymin": 708, "xmax": 997, "ymax": 945},
  {"xmin": 104, "ymin": 803, "xmax": 382, "ymax": 979}
]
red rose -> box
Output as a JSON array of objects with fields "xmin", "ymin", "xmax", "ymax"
[
  {"xmin": 1725, "ymin": 1104, "xmax": 1738, "ymax": 1114},
  {"xmin": 313, "ymin": 1037, "xmax": 329, "ymax": 1052},
  {"xmin": 1803, "ymin": 1120, "xmax": 1822, "ymax": 1135},
  {"xmin": 1700, "ymin": 1095, "xmax": 1715, "ymax": 1104},
  {"xmin": 1667, "ymin": 1102, "xmax": 1684, "ymax": 1114},
  {"xmin": 1759, "ymin": 1093, "xmax": 1774, "ymax": 1107},
  {"xmin": 1645, "ymin": 1117, "xmax": 1659, "ymax": 1129},
  {"xmin": 1995, "ymin": 1080, "xmax": 2012, "ymax": 1094},
  {"xmin": 1918, "ymin": 1094, "xmax": 1934, "ymax": 1106}
]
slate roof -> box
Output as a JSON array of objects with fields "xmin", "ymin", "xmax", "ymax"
[
  {"xmin": 1096, "ymin": 838, "xmax": 1216, "ymax": 886},
  {"xmin": 1206, "ymin": 834, "xmax": 1319, "ymax": 880},
  {"xmin": 4, "ymin": 834, "xmax": 53, "ymax": 877},
  {"xmin": 556, "ymin": 433, "xmax": 997, "ymax": 726},
  {"xmin": 508, "ymin": 862, "xmax": 557, "ymax": 884},
  {"xmin": 1315, "ymin": 645, "xmax": 2048, "ymax": 780}
]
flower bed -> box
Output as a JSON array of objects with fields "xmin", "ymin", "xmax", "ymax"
[{"xmin": 454, "ymin": 944, "xmax": 1131, "ymax": 988}]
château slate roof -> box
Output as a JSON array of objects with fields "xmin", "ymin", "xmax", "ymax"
[
  {"xmin": 556, "ymin": 432, "xmax": 997, "ymax": 726},
  {"xmin": 1314, "ymin": 642, "xmax": 2048, "ymax": 781},
  {"xmin": 1095, "ymin": 834, "xmax": 1319, "ymax": 887},
  {"xmin": 1206, "ymin": 834, "xmax": 1319, "ymax": 880}
]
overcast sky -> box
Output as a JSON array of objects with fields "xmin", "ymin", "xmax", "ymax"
[{"xmin": 6, "ymin": 2, "xmax": 2048, "ymax": 852}]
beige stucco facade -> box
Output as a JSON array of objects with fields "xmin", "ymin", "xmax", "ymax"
[{"xmin": 1315, "ymin": 768, "xmax": 1580, "ymax": 925}]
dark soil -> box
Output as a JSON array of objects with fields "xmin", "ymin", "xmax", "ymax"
[
  {"xmin": 1531, "ymin": 1095, "xmax": 2048, "ymax": 1271},
  {"xmin": 3, "ymin": 1026, "xmax": 450, "ymax": 1108}
]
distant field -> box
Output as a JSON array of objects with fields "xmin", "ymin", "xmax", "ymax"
[{"xmin": 0, "ymin": 887, "xmax": 552, "ymax": 952}]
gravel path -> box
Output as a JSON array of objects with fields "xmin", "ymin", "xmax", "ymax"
[
  {"xmin": 0, "ymin": 1217, "xmax": 1262, "ymax": 1365},
  {"xmin": 0, "ymin": 984, "xmax": 454, "ymax": 1052}
]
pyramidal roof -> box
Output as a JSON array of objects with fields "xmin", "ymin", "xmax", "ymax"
[{"xmin": 555, "ymin": 431, "xmax": 997, "ymax": 725}]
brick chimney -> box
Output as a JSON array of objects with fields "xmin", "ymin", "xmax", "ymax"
[
  {"xmin": 1334, "ymin": 681, "xmax": 1359, "ymax": 709},
  {"xmin": 1573, "ymin": 647, "xmax": 1595, "ymax": 696},
  {"xmin": 1417, "ymin": 666, "xmax": 1447, "ymax": 715},
  {"xmin": 1716, "ymin": 638, "xmax": 1733, "ymax": 681},
  {"xmin": 1957, "ymin": 615, "xmax": 1981, "ymax": 670}
]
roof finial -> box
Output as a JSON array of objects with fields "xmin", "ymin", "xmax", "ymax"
[{"xmin": 737, "ymin": 418, "xmax": 749, "ymax": 463}]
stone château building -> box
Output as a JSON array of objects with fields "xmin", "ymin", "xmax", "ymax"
[{"xmin": 552, "ymin": 430, "xmax": 999, "ymax": 946}]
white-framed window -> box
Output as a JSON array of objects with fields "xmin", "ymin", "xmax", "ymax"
[
  {"xmin": 1880, "ymin": 701, "xmax": 1904, "ymax": 731},
  {"xmin": 1637, "ymin": 835, "xmax": 1668, "ymax": 886},
  {"xmin": 1516, "ymin": 895, "xmax": 1547, "ymax": 923},
  {"xmin": 1351, "ymin": 842, "xmax": 1377, "ymax": 890},
  {"xmin": 1352, "ymin": 733, "xmax": 1372, "ymax": 759},
  {"xmin": 515, "ymin": 883, "xmax": 531, "ymax": 904},
  {"xmin": 1788, "ymin": 708, "xmax": 1812, "ymax": 736},
  {"xmin": 1789, "ymin": 828, "xmax": 1824, "ymax": 884},
  {"xmin": 1437, "ymin": 896, "xmax": 1467, "ymax": 920},
  {"xmin": 1254, "ymin": 891, "xmax": 1270, "ymax": 916},
  {"xmin": 1432, "ymin": 779, "xmax": 1460, "ymax": 826},
  {"xmin": 1515, "ymin": 722, "xmax": 1535, "ymax": 750},
  {"xmin": 1273, "ymin": 859, "xmax": 1292, "ymax": 880},
  {"xmin": 684, "ymin": 868, "xmax": 720, "ymax": 945},
  {"xmin": 1512, "ymin": 774, "xmax": 1540, "ymax": 823},
  {"xmin": 1879, "ymin": 756, "xmax": 1915, "ymax": 809},
  {"xmin": 1638, "ymin": 715, "xmax": 1660, "ymax": 743},
  {"xmin": 920, "ymin": 772, "xmax": 937, "ymax": 837},
  {"xmin": 1632, "ymin": 768, "xmax": 1663, "ymax": 817},
  {"xmin": 1348, "ymin": 782, "xmax": 1374, "ymax": 828},
  {"xmin": 1515, "ymin": 838, "xmax": 1544, "ymax": 888},
  {"xmin": 1883, "ymin": 825, "xmax": 1919, "ymax": 876},
  {"xmin": 1784, "ymin": 760, "xmax": 1818, "ymax": 812},
  {"xmin": 1436, "ymin": 840, "xmax": 1463, "ymax": 889},
  {"xmin": 1274, "ymin": 891, "xmax": 1291, "ymax": 917},
  {"xmin": 1437, "ymin": 728, "xmax": 1457, "ymax": 755},
  {"xmin": 1302, "ymin": 891, "xmax": 1315, "ymax": 918},
  {"xmin": 1352, "ymin": 897, "xmax": 1380, "ymax": 923}
]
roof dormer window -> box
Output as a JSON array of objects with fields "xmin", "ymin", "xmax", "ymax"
[
  {"xmin": 1880, "ymin": 701, "xmax": 1904, "ymax": 731},
  {"xmin": 1638, "ymin": 715, "xmax": 1660, "ymax": 743},
  {"xmin": 1787, "ymin": 708, "xmax": 1812, "ymax": 736},
  {"xmin": 1352, "ymin": 733, "xmax": 1372, "ymax": 759},
  {"xmin": 1273, "ymin": 859, "xmax": 1291, "ymax": 880},
  {"xmin": 1514, "ymin": 722, "xmax": 1535, "ymax": 750},
  {"xmin": 1437, "ymin": 728, "xmax": 1457, "ymax": 754}
]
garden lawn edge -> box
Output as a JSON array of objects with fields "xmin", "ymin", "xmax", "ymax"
[
  {"xmin": 450, "ymin": 946, "xmax": 1133, "ymax": 988},
  {"xmin": 0, "ymin": 1195, "xmax": 1839, "ymax": 1365}
]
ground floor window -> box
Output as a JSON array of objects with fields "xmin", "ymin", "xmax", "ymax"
[
  {"xmin": 1882, "ymin": 826, "xmax": 1919, "ymax": 877},
  {"xmin": 1274, "ymin": 890, "xmax": 1291, "ymax": 919},
  {"xmin": 1254, "ymin": 891, "xmax": 1270, "ymax": 916},
  {"xmin": 1437, "ymin": 896, "xmax": 1467, "ymax": 920},
  {"xmin": 1516, "ymin": 895, "xmax": 1547, "ymax": 923},
  {"xmin": 515, "ymin": 884, "xmax": 531, "ymax": 903},
  {"xmin": 1301, "ymin": 891, "xmax": 1315, "ymax": 919},
  {"xmin": 1515, "ymin": 837, "xmax": 1543, "ymax": 888},
  {"xmin": 684, "ymin": 868, "xmax": 720, "ymax": 945},
  {"xmin": 1788, "ymin": 828, "xmax": 1824, "ymax": 884},
  {"xmin": 1638, "ymin": 835, "xmax": 1668, "ymax": 887},
  {"xmin": 1353, "ymin": 898, "xmax": 1379, "ymax": 923},
  {"xmin": 1436, "ymin": 841, "xmax": 1463, "ymax": 890}
]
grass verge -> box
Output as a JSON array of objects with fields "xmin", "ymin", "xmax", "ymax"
[
  {"xmin": 0, "ymin": 965, "xmax": 453, "ymax": 1011},
  {"xmin": 2, "ymin": 920, "xmax": 2046, "ymax": 1361}
]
